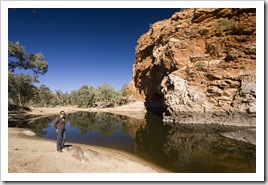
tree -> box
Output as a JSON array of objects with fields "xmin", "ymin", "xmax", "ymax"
[
  {"xmin": 8, "ymin": 72, "xmax": 36, "ymax": 106},
  {"xmin": 77, "ymin": 85, "xmax": 96, "ymax": 107},
  {"xmin": 121, "ymin": 84, "xmax": 131, "ymax": 97},
  {"xmin": 31, "ymin": 85, "xmax": 53, "ymax": 107},
  {"xmin": 97, "ymin": 83, "xmax": 115, "ymax": 103},
  {"xmin": 70, "ymin": 90, "xmax": 79, "ymax": 105},
  {"xmin": 8, "ymin": 41, "xmax": 48, "ymax": 81},
  {"xmin": 8, "ymin": 41, "xmax": 48, "ymax": 107},
  {"xmin": 54, "ymin": 90, "xmax": 64, "ymax": 105}
]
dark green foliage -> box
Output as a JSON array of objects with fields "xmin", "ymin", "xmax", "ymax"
[
  {"xmin": 76, "ymin": 85, "xmax": 96, "ymax": 107},
  {"xmin": 8, "ymin": 72, "xmax": 36, "ymax": 106},
  {"xmin": 8, "ymin": 41, "xmax": 48, "ymax": 81},
  {"xmin": 26, "ymin": 83, "xmax": 132, "ymax": 108},
  {"xmin": 31, "ymin": 85, "xmax": 53, "ymax": 107},
  {"xmin": 8, "ymin": 41, "xmax": 49, "ymax": 106}
]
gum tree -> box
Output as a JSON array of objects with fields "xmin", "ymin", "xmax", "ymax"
[{"xmin": 8, "ymin": 41, "xmax": 48, "ymax": 106}]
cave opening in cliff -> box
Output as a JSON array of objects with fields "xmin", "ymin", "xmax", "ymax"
[{"xmin": 144, "ymin": 92, "xmax": 165, "ymax": 118}]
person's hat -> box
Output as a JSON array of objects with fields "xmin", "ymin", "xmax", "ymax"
[{"xmin": 60, "ymin": 110, "xmax": 65, "ymax": 115}]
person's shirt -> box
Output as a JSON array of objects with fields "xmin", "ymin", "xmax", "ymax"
[{"xmin": 54, "ymin": 116, "xmax": 65, "ymax": 130}]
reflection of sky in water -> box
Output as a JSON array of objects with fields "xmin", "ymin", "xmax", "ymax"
[{"xmin": 42, "ymin": 120, "xmax": 134, "ymax": 153}]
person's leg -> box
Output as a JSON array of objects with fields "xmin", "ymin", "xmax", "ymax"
[
  {"xmin": 56, "ymin": 130, "xmax": 63, "ymax": 152},
  {"xmin": 62, "ymin": 130, "xmax": 66, "ymax": 149}
]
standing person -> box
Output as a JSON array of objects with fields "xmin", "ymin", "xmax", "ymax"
[{"xmin": 54, "ymin": 110, "xmax": 66, "ymax": 152}]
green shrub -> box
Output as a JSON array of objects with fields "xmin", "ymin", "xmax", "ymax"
[
  {"xmin": 217, "ymin": 18, "xmax": 236, "ymax": 31},
  {"xmin": 195, "ymin": 60, "xmax": 207, "ymax": 71}
]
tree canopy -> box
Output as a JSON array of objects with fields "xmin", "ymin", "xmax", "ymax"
[
  {"xmin": 8, "ymin": 41, "xmax": 48, "ymax": 81},
  {"xmin": 8, "ymin": 72, "xmax": 36, "ymax": 106},
  {"xmin": 8, "ymin": 41, "xmax": 48, "ymax": 106}
]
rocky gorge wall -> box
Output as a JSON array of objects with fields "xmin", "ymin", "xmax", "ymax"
[{"xmin": 128, "ymin": 8, "xmax": 256, "ymax": 126}]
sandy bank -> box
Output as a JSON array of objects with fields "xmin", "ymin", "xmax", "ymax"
[
  {"xmin": 8, "ymin": 102, "xmax": 170, "ymax": 173},
  {"xmin": 28, "ymin": 101, "xmax": 147, "ymax": 120},
  {"xmin": 8, "ymin": 127, "xmax": 168, "ymax": 173}
]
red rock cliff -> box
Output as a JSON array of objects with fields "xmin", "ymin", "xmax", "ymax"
[{"xmin": 129, "ymin": 8, "xmax": 256, "ymax": 126}]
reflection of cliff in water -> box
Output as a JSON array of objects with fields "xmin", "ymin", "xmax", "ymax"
[{"xmin": 135, "ymin": 113, "xmax": 256, "ymax": 173}]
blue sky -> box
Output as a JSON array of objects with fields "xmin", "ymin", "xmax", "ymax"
[{"xmin": 8, "ymin": 8, "xmax": 179, "ymax": 93}]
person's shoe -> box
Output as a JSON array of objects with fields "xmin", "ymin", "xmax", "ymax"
[{"xmin": 57, "ymin": 150, "xmax": 63, "ymax": 153}]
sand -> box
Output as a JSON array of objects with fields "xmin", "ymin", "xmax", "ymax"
[
  {"xmin": 7, "ymin": 102, "xmax": 169, "ymax": 173},
  {"xmin": 8, "ymin": 128, "xmax": 167, "ymax": 173}
]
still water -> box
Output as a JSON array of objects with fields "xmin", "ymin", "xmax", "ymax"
[{"xmin": 20, "ymin": 111, "xmax": 256, "ymax": 173}]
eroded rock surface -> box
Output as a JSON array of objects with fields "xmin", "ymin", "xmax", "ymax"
[{"xmin": 129, "ymin": 8, "xmax": 256, "ymax": 126}]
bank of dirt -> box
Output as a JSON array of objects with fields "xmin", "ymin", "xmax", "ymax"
[{"xmin": 8, "ymin": 127, "xmax": 168, "ymax": 173}]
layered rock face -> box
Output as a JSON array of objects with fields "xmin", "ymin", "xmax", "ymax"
[{"xmin": 129, "ymin": 8, "xmax": 256, "ymax": 126}]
